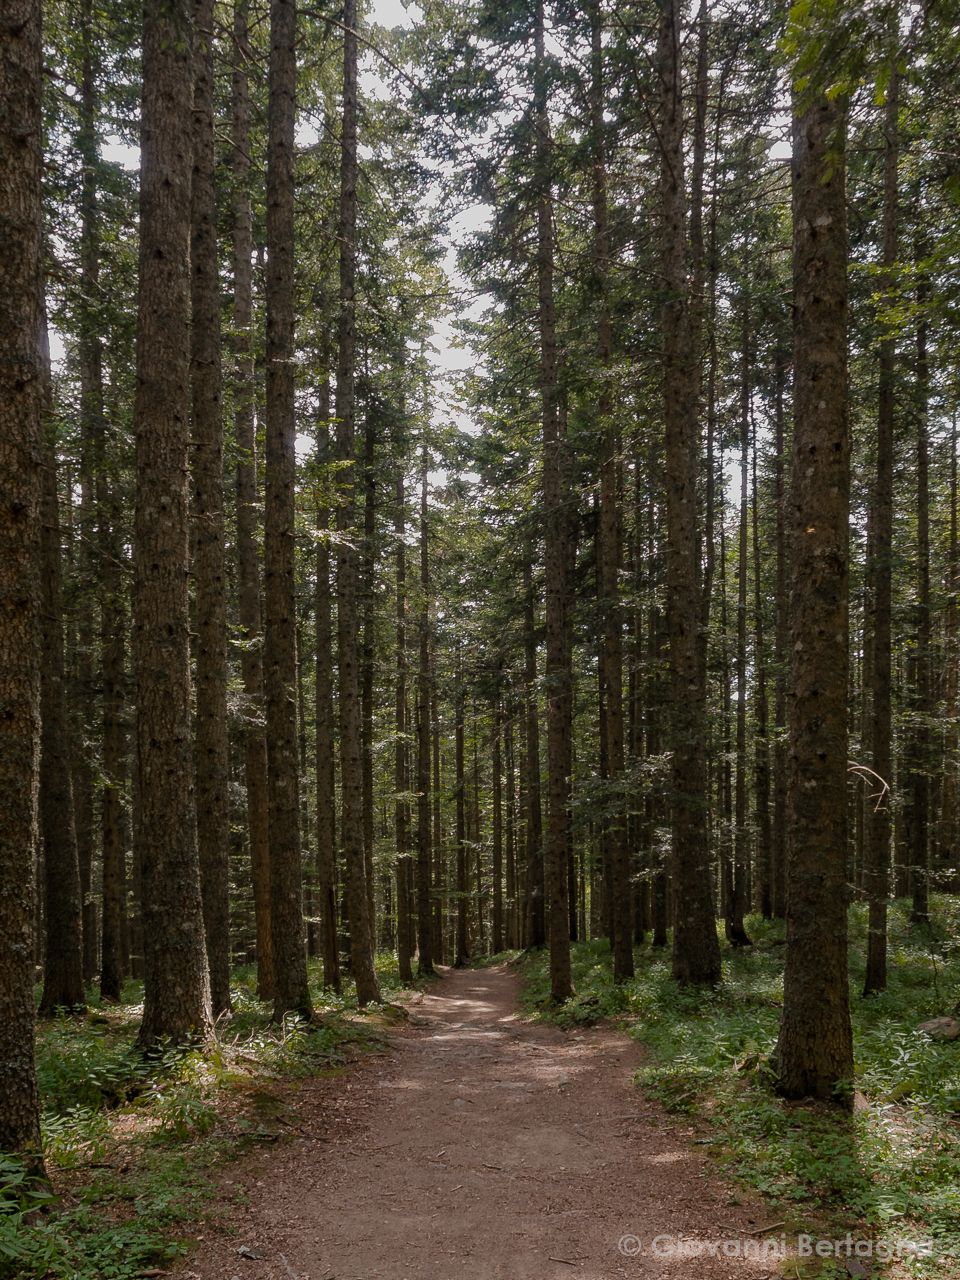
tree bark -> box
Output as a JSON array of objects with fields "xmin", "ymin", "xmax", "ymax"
[
  {"xmin": 910, "ymin": 232, "xmax": 931, "ymax": 926},
  {"xmin": 191, "ymin": 0, "xmax": 231, "ymax": 1017},
  {"xmin": 523, "ymin": 553, "xmax": 544, "ymax": 947},
  {"xmin": 0, "ymin": 0, "xmax": 44, "ymax": 1156},
  {"xmin": 134, "ymin": 0, "xmax": 213, "ymax": 1047},
  {"xmin": 592, "ymin": 0, "xmax": 631, "ymax": 985},
  {"xmin": 231, "ymin": 0, "xmax": 273, "ymax": 1002},
  {"xmin": 335, "ymin": 0, "xmax": 380, "ymax": 1004},
  {"xmin": 315, "ymin": 388, "xmax": 340, "ymax": 991},
  {"xmin": 864, "ymin": 55, "xmax": 898, "ymax": 994},
  {"xmin": 772, "ymin": 351, "xmax": 789, "ymax": 918},
  {"xmin": 99, "ymin": 455, "xmax": 127, "ymax": 1004},
  {"xmin": 729, "ymin": 302, "xmax": 752, "ymax": 947},
  {"xmin": 532, "ymin": 0, "xmax": 572, "ymax": 1001},
  {"xmin": 361, "ymin": 409, "xmax": 377, "ymax": 935},
  {"xmin": 431, "ymin": 651, "xmax": 444, "ymax": 960},
  {"xmin": 416, "ymin": 447, "xmax": 434, "ymax": 975},
  {"xmin": 658, "ymin": 0, "xmax": 721, "ymax": 986},
  {"xmin": 775, "ymin": 76, "xmax": 853, "ymax": 1103},
  {"xmin": 75, "ymin": 7, "xmax": 101, "ymax": 984},
  {"xmin": 752, "ymin": 422, "xmax": 772, "ymax": 920},
  {"xmin": 455, "ymin": 662, "xmax": 469, "ymax": 966},
  {"xmin": 39, "ymin": 346, "xmax": 86, "ymax": 1014},
  {"xmin": 492, "ymin": 696, "xmax": 504, "ymax": 953},
  {"xmin": 264, "ymin": 0, "xmax": 311, "ymax": 1019},
  {"xmin": 395, "ymin": 450, "xmax": 413, "ymax": 983},
  {"xmin": 941, "ymin": 415, "xmax": 959, "ymax": 884}
]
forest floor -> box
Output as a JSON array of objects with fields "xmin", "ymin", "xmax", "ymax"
[{"xmin": 170, "ymin": 963, "xmax": 777, "ymax": 1280}]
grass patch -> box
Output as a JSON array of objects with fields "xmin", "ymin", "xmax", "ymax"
[
  {"xmin": 2, "ymin": 952, "xmax": 418, "ymax": 1280},
  {"xmin": 520, "ymin": 897, "xmax": 960, "ymax": 1276}
]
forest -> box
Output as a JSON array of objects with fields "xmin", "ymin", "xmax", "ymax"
[{"xmin": 2, "ymin": 0, "xmax": 960, "ymax": 1274}]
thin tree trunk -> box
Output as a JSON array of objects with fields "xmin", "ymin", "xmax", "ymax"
[
  {"xmin": 395, "ymin": 450, "xmax": 413, "ymax": 983},
  {"xmin": 75, "ymin": 8, "xmax": 101, "ymax": 984},
  {"xmin": 361, "ymin": 410, "xmax": 377, "ymax": 934},
  {"xmin": 772, "ymin": 351, "xmax": 788, "ymax": 918},
  {"xmin": 864, "ymin": 54, "xmax": 898, "ymax": 993},
  {"xmin": 752, "ymin": 421, "xmax": 772, "ymax": 920},
  {"xmin": 492, "ymin": 696, "xmax": 504, "ymax": 953},
  {"xmin": 730, "ymin": 303, "xmax": 752, "ymax": 947},
  {"xmin": 659, "ymin": 0, "xmax": 720, "ymax": 986},
  {"xmin": 455, "ymin": 664, "xmax": 469, "ymax": 965},
  {"xmin": 941, "ymin": 414, "xmax": 959, "ymax": 883},
  {"xmin": 335, "ymin": 0, "xmax": 379, "ymax": 1004},
  {"xmin": 134, "ymin": 0, "xmax": 213, "ymax": 1047},
  {"xmin": 431, "ymin": 654, "xmax": 444, "ymax": 961},
  {"xmin": 39, "ymin": 344, "xmax": 86, "ymax": 1014},
  {"xmin": 191, "ymin": 0, "xmax": 231, "ymax": 1017},
  {"xmin": 232, "ymin": 0, "xmax": 273, "ymax": 1001},
  {"xmin": 533, "ymin": 0, "xmax": 571, "ymax": 1000},
  {"xmin": 505, "ymin": 697, "xmax": 518, "ymax": 947},
  {"xmin": 264, "ymin": 0, "xmax": 311, "ymax": 1019},
  {"xmin": 416, "ymin": 446, "xmax": 434, "ymax": 975},
  {"xmin": 473, "ymin": 714, "xmax": 484, "ymax": 950},
  {"xmin": 314, "ymin": 383, "xmax": 340, "ymax": 990},
  {"xmin": 910, "ymin": 223, "xmax": 931, "ymax": 926},
  {"xmin": 523, "ymin": 553, "xmax": 545, "ymax": 947},
  {"xmin": 99, "ymin": 458, "xmax": 127, "ymax": 1003},
  {"xmin": 592, "ymin": 0, "xmax": 631, "ymax": 984}
]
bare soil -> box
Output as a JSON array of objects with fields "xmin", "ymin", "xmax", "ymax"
[{"xmin": 174, "ymin": 964, "xmax": 780, "ymax": 1280}]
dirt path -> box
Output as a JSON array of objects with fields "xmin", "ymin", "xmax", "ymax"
[{"xmin": 175, "ymin": 966, "xmax": 778, "ymax": 1280}]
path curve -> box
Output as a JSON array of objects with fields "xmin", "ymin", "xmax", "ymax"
[{"xmin": 175, "ymin": 965, "xmax": 776, "ymax": 1279}]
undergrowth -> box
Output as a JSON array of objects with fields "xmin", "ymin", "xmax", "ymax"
[
  {"xmin": 521, "ymin": 896, "xmax": 960, "ymax": 1277},
  {"xmin": 2, "ymin": 952, "xmax": 416, "ymax": 1280}
]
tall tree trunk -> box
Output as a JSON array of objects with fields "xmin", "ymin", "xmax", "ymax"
[
  {"xmin": 455, "ymin": 665, "xmax": 469, "ymax": 965},
  {"xmin": 39, "ymin": 352, "xmax": 86, "ymax": 1014},
  {"xmin": 910, "ymin": 233, "xmax": 931, "ymax": 926},
  {"xmin": 864, "ymin": 54, "xmax": 898, "ymax": 993},
  {"xmin": 335, "ymin": 0, "xmax": 379, "ymax": 1004},
  {"xmin": 315, "ymin": 391, "xmax": 340, "ymax": 990},
  {"xmin": 264, "ymin": 0, "xmax": 311, "ymax": 1019},
  {"xmin": 492, "ymin": 696, "xmax": 504, "ymax": 953},
  {"xmin": 361, "ymin": 410, "xmax": 377, "ymax": 935},
  {"xmin": 431, "ymin": 653, "xmax": 444, "ymax": 961},
  {"xmin": 473, "ymin": 715, "xmax": 484, "ymax": 949},
  {"xmin": 232, "ymin": 0, "xmax": 273, "ymax": 1001},
  {"xmin": 75, "ymin": 7, "xmax": 101, "ymax": 983},
  {"xmin": 534, "ymin": 0, "xmax": 571, "ymax": 1000},
  {"xmin": 192, "ymin": 0, "xmax": 231, "ymax": 1016},
  {"xmin": 592, "ymin": 0, "xmax": 631, "ymax": 984},
  {"xmin": 523, "ymin": 553, "xmax": 545, "ymax": 946},
  {"xmin": 505, "ymin": 697, "xmax": 519, "ymax": 947},
  {"xmin": 395, "ymin": 451, "xmax": 413, "ymax": 983},
  {"xmin": 134, "ymin": 0, "xmax": 213, "ymax": 1047},
  {"xmin": 942, "ymin": 415, "xmax": 959, "ymax": 883},
  {"xmin": 99, "ymin": 459, "xmax": 127, "ymax": 1003},
  {"xmin": 416, "ymin": 446, "xmax": 434, "ymax": 975},
  {"xmin": 775, "ymin": 70, "xmax": 853, "ymax": 1103},
  {"xmin": 752, "ymin": 423, "xmax": 772, "ymax": 920},
  {"xmin": 0, "ymin": 0, "xmax": 44, "ymax": 1155},
  {"xmin": 658, "ymin": 0, "xmax": 720, "ymax": 986},
  {"xmin": 772, "ymin": 351, "xmax": 789, "ymax": 918},
  {"xmin": 729, "ymin": 303, "xmax": 752, "ymax": 947}
]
